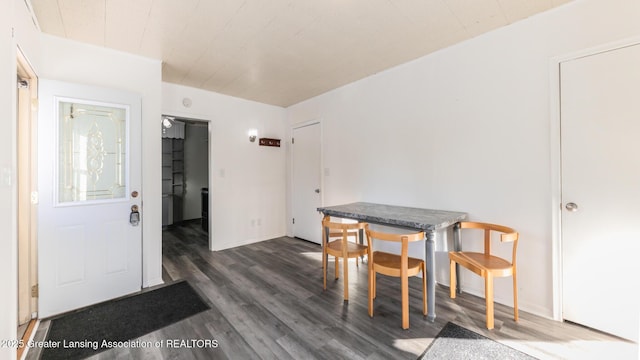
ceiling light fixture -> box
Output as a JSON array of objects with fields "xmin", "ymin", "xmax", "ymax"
[{"xmin": 162, "ymin": 117, "xmax": 174, "ymax": 129}]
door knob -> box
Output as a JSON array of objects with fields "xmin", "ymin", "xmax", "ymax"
[
  {"xmin": 315, "ymin": 189, "xmax": 320, "ymax": 194},
  {"xmin": 565, "ymin": 202, "xmax": 578, "ymax": 212}
]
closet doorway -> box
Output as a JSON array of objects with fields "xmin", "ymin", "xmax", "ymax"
[{"xmin": 161, "ymin": 116, "xmax": 210, "ymax": 237}]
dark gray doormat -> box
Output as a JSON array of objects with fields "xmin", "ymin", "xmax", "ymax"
[
  {"xmin": 419, "ymin": 322, "xmax": 538, "ymax": 360},
  {"xmin": 41, "ymin": 280, "xmax": 210, "ymax": 360}
]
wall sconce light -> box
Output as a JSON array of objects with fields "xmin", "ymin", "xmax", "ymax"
[{"xmin": 248, "ymin": 128, "xmax": 258, "ymax": 142}]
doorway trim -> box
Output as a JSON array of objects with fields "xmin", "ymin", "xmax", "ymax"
[
  {"xmin": 549, "ymin": 35, "xmax": 640, "ymax": 321},
  {"xmin": 16, "ymin": 46, "xmax": 39, "ymax": 359},
  {"xmin": 16, "ymin": 46, "xmax": 38, "ymax": 325}
]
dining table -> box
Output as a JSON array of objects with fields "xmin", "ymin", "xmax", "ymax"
[{"xmin": 317, "ymin": 202, "xmax": 468, "ymax": 322}]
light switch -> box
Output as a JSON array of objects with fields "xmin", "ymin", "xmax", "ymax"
[{"xmin": 1, "ymin": 167, "xmax": 12, "ymax": 186}]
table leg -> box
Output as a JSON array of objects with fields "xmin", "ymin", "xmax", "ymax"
[
  {"xmin": 358, "ymin": 227, "xmax": 365, "ymax": 262},
  {"xmin": 426, "ymin": 231, "xmax": 436, "ymax": 322},
  {"xmin": 454, "ymin": 222, "xmax": 462, "ymax": 294}
]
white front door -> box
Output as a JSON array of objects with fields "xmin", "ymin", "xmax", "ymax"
[
  {"xmin": 560, "ymin": 43, "xmax": 640, "ymax": 342},
  {"xmin": 38, "ymin": 80, "xmax": 142, "ymax": 318},
  {"xmin": 292, "ymin": 122, "xmax": 322, "ymax": 244}
]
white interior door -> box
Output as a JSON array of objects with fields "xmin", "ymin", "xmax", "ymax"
[
  {"xmin": 560, "ymin": 44, "xmax": 640, "ymax": 342},
  {"xmin": 292, "ymin": 122, "xmax": 322, "ymax": 244},
  {"xmin": 38, "ymin": 79, "xmax": 142, "ymax": 318}
]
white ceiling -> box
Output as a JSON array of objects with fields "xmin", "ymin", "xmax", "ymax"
[{"xmin": 30, "ymin": 0, "xmax": 572, "ymax": 107}]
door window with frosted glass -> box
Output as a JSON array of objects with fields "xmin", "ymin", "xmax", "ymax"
[{"xmin": 57, "ymin": 100, "xmax": 128, "ymax": 204}]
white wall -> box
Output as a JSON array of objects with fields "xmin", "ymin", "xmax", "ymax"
[
  {"xmin": 0, "ymin": 2, "xmax": 17, "ymax": 359},
  {"xmin": 163, "ymin": 83, "xmax": 287, "ymax": 250},
  {"xmin": 286, "ymin": 0, "xmax": 640, "ymax": 318}
]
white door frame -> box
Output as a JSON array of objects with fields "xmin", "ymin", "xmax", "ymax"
[
  {"xmin": 549, "ymin": 35, "xmax": 640, "ymax": 321},
  {"xmin": 16, "ymin": 47, "xmax": 38, "ymax": 324},
  {"xmin": 290, "ymin": 119, "xmax": 323, "ymax": 238}
]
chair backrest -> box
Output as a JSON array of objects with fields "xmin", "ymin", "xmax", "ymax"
[
  {"xmin": 321, "ymin": 215, "xmax": 369, "ymax": 243},
  {"xmin": 366, "ymin": 229, "xmax": 425, "ymax": 266},
  {"xmin": 459, "ymin": 221, "xmax": 519, "ymax": 265}
]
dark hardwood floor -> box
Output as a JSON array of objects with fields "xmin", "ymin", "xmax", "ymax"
[{"xmin": 26, "ymin": 220, "xmax": 637, "ymax": 359}]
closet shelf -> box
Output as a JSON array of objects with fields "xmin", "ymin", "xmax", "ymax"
[{"xmin": 162, "ymin": 137, "xmax": 185, "ymax": 227}]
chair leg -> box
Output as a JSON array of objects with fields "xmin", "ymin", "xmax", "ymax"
[
  {"xmin": 368, "ymin": 270, "xmax": 374, "ymax": 317},
  {"xmin": 485, "ymin": 273, "xmax": 494, "ymax": 330},
  {"xmin": 513, "ymin": 270, "xmax": 519, "ymax": 322},
  {"xmin": 335, "ymin": 256, "xmax": 339, "ymax": 280},
  {"xmin": 450, "ymin": 259, "xmax": 457, "ymax": 299},
  {"xmin": 422, "ymin": 264, "xmax": 427, "ymax": 316},
  {"xmin": 323, "ymin": 249, "xmax": 327, "ymax": 291},
  {"xmin": 401, "ymin": 274, "xmax": 409, "ymax": 329},
  {"xmin": 343, "ymin": 255, "xmax": 349, "ymax": 301},
  {"xmin": 372, "ymin": 271, "xmax": 376, "ymax": 299}
]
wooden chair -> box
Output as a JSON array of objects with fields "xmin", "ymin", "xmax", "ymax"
[
  {"xmin": 449, "ymin": 221, "xmax": 519, "ymax": 329},
  {"xmin": 365, "ymin": 228, "xmax": 426, "ymax": 329},
  {"xmin": 321, "ymin": 215, "xmax": 369, "ymax": 301}
]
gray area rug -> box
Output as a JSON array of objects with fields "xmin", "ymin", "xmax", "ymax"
[
  {"xmin": 41, "ymin": 280, "xmax": 210, "ymax": 360},
  {"xmin": 419, "ymin": 322, "xmax": 538, "ymax": 360}
]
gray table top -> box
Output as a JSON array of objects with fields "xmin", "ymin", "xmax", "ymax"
[{"xmin": 317, "ymin": 202, "xmax": 467, "ymax": 232}]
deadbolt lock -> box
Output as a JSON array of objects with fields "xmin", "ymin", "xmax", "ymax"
[{"xmin": 130, "ymin": 205, "xmax": 140, "ymax": 226}]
